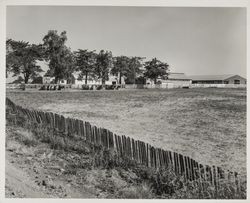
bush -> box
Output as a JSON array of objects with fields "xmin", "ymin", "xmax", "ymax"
[
  {"xmin": 96, "ymin": 85, "xmax": 103, "ymax": 90},
  {"xmin": 39, "ymin": 85, "xmax": 46, "ymax": 90},
  {"xmin": 116, "ymin": 182, "xmax": 154, "ymax": 199},
  {"xmin": 105, "ymin": 85, "xmax": 115, "ymax": 90},
  {"xmin": 82, "ymin": 84, "xmax": 90, "ymax": 90}
]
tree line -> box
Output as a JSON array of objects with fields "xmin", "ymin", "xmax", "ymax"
[{"xmin": 6, "ymin": 30, "xmax": 170, "ymax": 84}]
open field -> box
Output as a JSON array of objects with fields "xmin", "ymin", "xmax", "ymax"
[{"xmin": 6, "ymin": 88, "xmax": 246, "ymax": 176}]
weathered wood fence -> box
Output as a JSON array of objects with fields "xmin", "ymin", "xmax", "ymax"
[{"xmin": 6, "ymin": 97, "xmax": 241, "ymax": 190}]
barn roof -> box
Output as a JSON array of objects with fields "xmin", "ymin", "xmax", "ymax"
[
  {"xmin": 168, "ymin": 73, "xmax": 191, "ymax": 80},
  {"xmin": 188, "ymin": 74, "xmax": 241, "ymax": 81}
]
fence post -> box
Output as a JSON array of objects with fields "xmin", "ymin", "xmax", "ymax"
[
  {"xmin": 146, "ymin": 144, "xmax": 150, "ymax": 167},
  {"xmin": 153, "ymin": 147, "xmax": 157, "ymax": 168},
  {"xmin": 108, "ymin": 131, "xmax": 114, "ymax": 149},
  {"xmin": 173, "ymin": 152, "xmax": 177, "ymax": 174},
  {"xmin": 137, "ymin": 141, "xmax": 141, "ymax": 164},
  {"xmin": 213, "ymin": 165, "xmax": 217, "ymax": 193},
  {"xmin": 179, "ymin": 154, "xmax": 184, "ymax": 177},
  {"xmin": 127, "ymin": 137, "xmax": 132, "ymax": 159},
  {"xmin": 191, "ymin": 159, "xmax": 195, "ymax": 180},
  {"xmin": 141, "ymin": 142, "xmax": 145, "ymax": 164},
  {"xmin": 132, "ymin": 138, "xmax": 135, "ymax": 160},
  {"xmin": 118, "ymin": 135, "xmax": 123, "ymax": 157},
  {"xmin": 184, "ymin": 156, "xmax": 190, "ymax": 180},
  {"xmin": 114, "ymin": 134, "xmax": 118, "ymax": 153},
  {"xmin": 182, "ymin": 155, "xmax": 187, "ymax": 180},
  {"xmin": 158, "ymin": 148, "xmax": 162, "ymax": 168}
]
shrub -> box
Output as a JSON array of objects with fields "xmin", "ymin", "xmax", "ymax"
[
  {"xmin": 82, "ymin": 84, "xmax": 90, "ymax": 90},
  {"xmin": 96, "ymin": 85, "xmax": 103, "ymax": 90},
  {"xmin": 105, "ymin": 85, "xmax": 115, "ymax": 90},
  {"xmin": 116, "ymin": 182, "xmax": 154, "ymax": 199}
]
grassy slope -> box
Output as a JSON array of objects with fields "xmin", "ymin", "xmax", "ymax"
[
  {"xmin": 5, "ymin": 123, "xmax": 142, "ymax": 198},
  {"xmin": 6, "ymin": 88, "xmax": 246, "ymax": 176}
]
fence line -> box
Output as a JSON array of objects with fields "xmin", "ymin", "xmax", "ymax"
[
  {"xmin": 125, "ymin": 84, "xmax": 246, "ymax": 89},
  {"xmin": 6, "ymin": 97, "xmax": 241, "ymax": 190},
  {"xmin": 6, "ymin": 83, "xmax": 246, "ymax": 91}
]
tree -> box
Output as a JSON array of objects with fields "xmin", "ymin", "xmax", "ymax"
[
  {"xmin": 61, "ymin": 47, "xmax": 75, "ymax": 84},
  {"xmin": 6, "ymin": 39, "xmax": 44, "ymax": 83},
  {"xmin": 95, "ymin": 50, "xmax": 112, "ymax": 85},
  {"xmin": 43, "ymin": 47, "xmax": 75, "ymax": 83},
  {"xmin": 111, "ymin": 56, "xmax": 130, "ymax": 84},
  {"xmin": 143, "ymin": 58, "xmax": 169, "ymax": 84},
  {"xmin": 126, "ymin": 57, "xmax": 144, "ymax": 84},
  {"xmin": 74, "ymin": 49, "xmax": 96, "ymax": 84},
  {"xmin": 43, "ymin": 30, "xmax": 70, "ymax": 83},
  {"xmin": 6, "ymin": 39, "xmax": 16, "ymax": 77},
  {"xmin": 12, "ymin": 76, "xmax": 24, "ymax": 84}
]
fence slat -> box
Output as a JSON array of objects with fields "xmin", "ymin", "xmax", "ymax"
[
  {"xmin": 183, "ymin": 155, "xmax": 187, "ymax": 180},
  {"xmin": 142, "ymin": 143, "xmax": 145, "ymax": 165},
  {"xmin": 142, "ymin": 142, "xmax": 145, "ymax": 165},
  {"xmin": 127, "ymin": 137, "xmax": 131, "ymax": 159},
  {"xmin": 146, "ymin": 144, "xmax": 150, "ymax": 167},
  {"xmin": 163, "ymin": 150, "xmax": 167, "ymax": 168},
  {"xmin": 131, "ymin": 138, "xmax": 135, "ymax": 160},
  {"xmin": 153, "ymin": 147, "xmax": 157, "ymax": 168},
  {"xmin": 213, "ymin": 165, "xmax": 217, "ymax": 188},
  {"xmin": 126, "ymin": 136, "xmax": 130, "ymax": 157},
  {"xmin": 190, "ymin": 159, "xmax": 195, "ymax": 180},
  {"xmin": 157, "ymin": 148, "xmax": 161, "ymax": 168},
  {"xmin": 179, "ymin": 154, "xmax": 183, "ymax": 176},
  {"xmin": 105, "ymin": 129, "xmax": 109, "ymax": 148},
  {"xmin": 173, "ymin": 152, "xmax": 177, "ymax": 174},
  {"xmin": 114, "ymin": 134, "xmax": 119, "ymax": 153},
  {"xmin": 88, "ymin": 122, "xmax": 92, "ymax": 142},
  {"xmin": 177, "ymin": 153, "xmax": 181, "ymax": 175},
  {"xmin": 135, "ymin": 140, "xmax": 139, "ymax": 162},
  {"xmin": 138, "ymin": 141, "xmax": 142, "ymax": 164},
  {"xmin": 79, "ymin": 120, "xmax": 84, "ymax": 139},
  {"xmin": 102, "ymin": 128, "xmax": 106, "ymax": 146},
  {"xmin": 184, "ymin": 156, "xmax": 189, "ymax": 180},
  {"xmin": 118, "ymin": 135, "xmax": 123, "ymax": 157}
]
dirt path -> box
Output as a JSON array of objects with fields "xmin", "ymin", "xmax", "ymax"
[
  {"xmin": 5, "ymin": 126, "xmax": 96, "ymax": 198},
  {"xmin": 5, "ymin": 155, "xmax": 49, "ymax": 198}
]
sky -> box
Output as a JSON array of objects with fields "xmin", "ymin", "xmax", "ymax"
[{"xmin": 6, "ymin": 6, "xmax": 246, "ymax": 82}]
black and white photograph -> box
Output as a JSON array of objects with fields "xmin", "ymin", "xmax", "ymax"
[{"xmin": 2, "ymin": 0, "xmax": 248, "ymax": 200}]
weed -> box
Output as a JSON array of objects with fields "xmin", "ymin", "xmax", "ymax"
[{"xmin": 115, "ymin": 182, "xmax": 154, "ymax": 199}]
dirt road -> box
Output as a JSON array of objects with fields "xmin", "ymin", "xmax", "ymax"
[
  {"xmin": 5, "ymin": 126, "xmax": 96, "ymax": 198},
  {"xmin": 5, "ymin": 155, "xmax": 49, "ymax": 198}
]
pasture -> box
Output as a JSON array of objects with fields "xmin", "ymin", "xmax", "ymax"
[{"xmin": 6, "ymin": 88, "xmax": 246, "ymax": 176}]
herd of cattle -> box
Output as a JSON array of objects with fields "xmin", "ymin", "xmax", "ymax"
[
  {"xmin": 38, "ymin": 84, "xmax": 122, "ymax": 91},
  {"xmin": 39, "ymin": 85, "xmax": 65, "ymax": 91}
]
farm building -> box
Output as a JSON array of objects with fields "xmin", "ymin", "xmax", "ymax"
[
  {"xmin": 39, "ymin": 71, "xmax": 125, "ymax": 86},
  {"xmin": 189, "ymin": 74, "xmax": 246, "ymax": 84},
  {"xmin": 40, "ymin": 76, "xmax": 68, "ymax": 85},
  {"xmin": 72, "ymin": 72, "xmax": 125, "ymax": 86},
  {"xmin": 42, "ymin": 76, "xmax": 52, "ymax": 84},
  {"xmin": 146, "ymin": 72, "xmax": 192, "ymax": 88},
  {"xmin": 73, "ymin": 74, "xmax": 102, "ymax": 86}
]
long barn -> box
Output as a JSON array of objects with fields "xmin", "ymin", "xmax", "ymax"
[{"xmin": 189, "ymin": 74, "xmax": 246, "ymax": 84}]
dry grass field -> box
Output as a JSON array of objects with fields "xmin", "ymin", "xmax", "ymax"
[{"xmin": 6, "ymin": 88, "xmax": 246, "ymax": 177}]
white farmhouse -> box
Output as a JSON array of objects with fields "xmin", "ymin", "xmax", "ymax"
[{"xmin": 146, "ymin": 72, "xmax": 192, "ymax": 88}]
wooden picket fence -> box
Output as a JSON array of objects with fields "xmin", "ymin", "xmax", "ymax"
[{"xmin": 6, "ymin": 97, "xmax": 242, "ymax": 191}]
